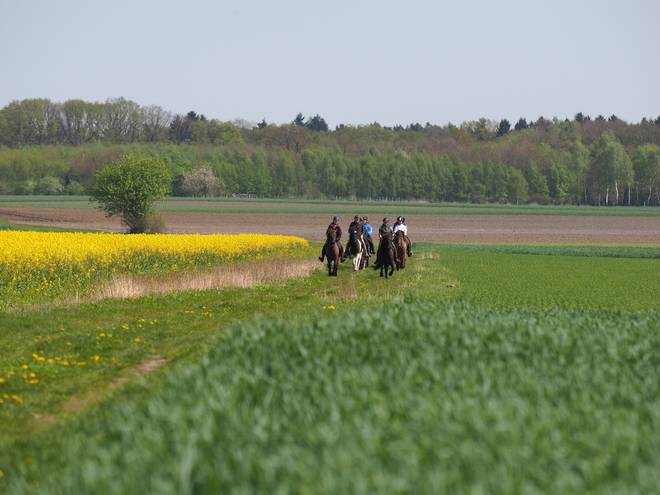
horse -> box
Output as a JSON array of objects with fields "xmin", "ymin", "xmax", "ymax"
[
  {"xmin": 323, "ymin": 230, "xmax": 340, "ymax": 276},
  {"xmin": 375, "ymin": 236, "xmax": 396, "ymax": 278},
  {"xmin": 346, "ymin": 231, "xmax": 368, "ymax": 271},
  {"xmin": 394, "ymin": 230, "xmax": 407, "ymax": 270}
]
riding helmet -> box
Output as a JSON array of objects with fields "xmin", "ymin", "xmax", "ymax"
[
  {"xmin": 397, "ymin": 216, "xmax": 403, "ymax": 222},
  {"xmin": 333, "ymin": 216, "xmax": 339, "ymax": 221},
  {"xmin": 354, "ymin": 215, "xmax": 360, "ymax": 220},
  {"xmin": 363, "ymin": 216, "xmax": 368, "ymax": 221},
  {"xmin": 383, "ymin": 217, "xmax": 389, "ymax": 223}
]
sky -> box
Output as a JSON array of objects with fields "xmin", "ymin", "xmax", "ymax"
[{"xmin": 1, "ymin": 0, "xmax": 658, "ymax": 129}]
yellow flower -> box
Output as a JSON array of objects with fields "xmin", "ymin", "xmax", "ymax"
[
  {"xmin": 21, "ymin": 364, "xmax": 29, "ymax": 369},
  {"xmin": 11, "ymin": 395, "xmax": 23, "ymax": 403}
]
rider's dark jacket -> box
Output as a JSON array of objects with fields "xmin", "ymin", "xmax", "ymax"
[
  {"xmin": 378, "ymin": 223, "xmax": 391, "ymax": 239},
  {"xmin": 326, "ymin": 223, "xmax": 342, "ymax": 242},
  {"xmin": 348, "ymin": 220, "xmax": 363, "ymax": 237}
]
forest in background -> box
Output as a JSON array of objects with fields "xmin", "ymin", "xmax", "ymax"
[{"xmin": 1, "ymin": 97, "xmax": 660, "ymax": 206}]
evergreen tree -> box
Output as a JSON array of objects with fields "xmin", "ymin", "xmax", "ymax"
[
  {"xmin": 306, "ymin": 114, "xmax": 329, "ymax": 132},
  {"xmin": 514, "ymin": 118, "xmax": 528, "ymax": 131},
  {"xmin": 292, "ymin": 113, "xmax": 306, "ymax": 126},
  {"xmin": 496, "ymin": 119, "xmax": 511, "ymax": 137}
]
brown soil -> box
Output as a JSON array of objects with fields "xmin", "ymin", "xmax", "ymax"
[{"xmin": 1, "ymin": 203, "xmax": 659, "ymax": 244}]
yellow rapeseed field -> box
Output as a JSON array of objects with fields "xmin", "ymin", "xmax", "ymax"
[{"xmin": 0, "ymin": 231, "xmax": 308, "ymax": 304}]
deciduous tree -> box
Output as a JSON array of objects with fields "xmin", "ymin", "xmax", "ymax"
[
  {"xmin": 632, "ymin": 143, "xmax": 660, "ymax": 205},
  {"xmin": 90, "ymin": 155, "xmax": 171, "ymax": 233},
  {"xmin": 179, "ymin": 164, "xmax": 221, "ymax": 197},
  {"xmin": 589, "ymin": 131, "xmax": 627, "ymax": 205}
]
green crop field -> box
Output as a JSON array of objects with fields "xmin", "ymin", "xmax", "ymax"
[
  {"xmin": 1, "ymin": 222, "xmax": 660, "ymax": 493},
  {"xmin": 4, "ymin": 195, "xmax": 660, "ymax": 216}
]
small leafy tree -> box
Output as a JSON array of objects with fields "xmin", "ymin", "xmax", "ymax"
[
  {"xmin": 90, "ymin": 155, "xmax": 171, "ymax": 233},
  {"xmin": 180, "ymin": 165, "xmax": 221, "ymax": 197}
]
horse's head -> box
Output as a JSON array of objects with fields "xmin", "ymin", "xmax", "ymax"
[{"xmin": 326, "ymin": 229, "xmax": 337, "ymax": 243}]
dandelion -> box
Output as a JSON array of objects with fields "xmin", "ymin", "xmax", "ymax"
[
  {"xmin": 11, "ymin": 395, "xmax": 23, "ymax": 403},
  {"xmin": 21, "ymin": 364, "xmax": 29, "ymax": 369}
]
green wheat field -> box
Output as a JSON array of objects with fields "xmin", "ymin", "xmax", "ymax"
[{"xmin": 1, "ymin": 207, "xmax": 659, "ymax": 494}]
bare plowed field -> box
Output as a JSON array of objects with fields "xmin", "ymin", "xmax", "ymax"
[{"xmin": 1, "ymin": 203, "xmax": 659, "ymax": 244}]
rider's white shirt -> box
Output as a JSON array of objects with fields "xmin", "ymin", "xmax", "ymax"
[{"xmin": 393, "ymin": 224, "xmax": 407, "ymax": 235}]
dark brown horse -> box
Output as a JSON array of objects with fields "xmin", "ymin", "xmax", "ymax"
[
  {"xmin": 323, "ymin": 230, "xmax": 340, "ymax": 276},
  {"xmin": 375, "ymin": 236, "xmax": 396, "ymax": 278},
  {"xmin": 395, "ymin": 230, "xmax": 407, "ymax": 270}
]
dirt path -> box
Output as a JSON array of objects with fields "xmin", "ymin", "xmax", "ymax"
[{"xmin": 1, "ymin": 205, "xmax": 659, "ymax": 244}]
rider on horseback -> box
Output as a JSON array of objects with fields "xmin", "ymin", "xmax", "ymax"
[
  {"xmin": 319, "ymin": 215, "xmax": 346, "ymax": 263},
  {"xmin": 372, "ymin": 217, "xmax": 395, "ymax": 269},
  {"xmin": 362, "ymin": 216, "xmax": 374, "ymax": 256},
  {"xmin": 347, "ymin": 215, "xmax": 368, "ymax": 258},
  {"xmin": 392, "ymin": 216, "xmax": 413, "ymax": 256}
]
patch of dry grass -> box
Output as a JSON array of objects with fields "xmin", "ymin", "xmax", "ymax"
[{"xmin": 78, "ymin": 257, "xmax": 320, "ymax": 302}]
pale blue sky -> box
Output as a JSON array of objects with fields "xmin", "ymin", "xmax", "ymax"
[{"xmin": 1, "ymin": 0, "xmax": 658, "ymax": 128}]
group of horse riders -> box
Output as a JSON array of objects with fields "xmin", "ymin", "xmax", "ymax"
[{"xmin": 319, "ymin": 215, "xmax": 413, "ymax": 265}]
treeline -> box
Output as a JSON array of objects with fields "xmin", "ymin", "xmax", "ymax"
[{"xmin": 1, "ymin": 98, "xmax": 660, "ymax": 206}]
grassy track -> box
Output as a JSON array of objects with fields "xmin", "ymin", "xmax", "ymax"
[
  {"xmin": 2, "ymin": 232, "xmax": 660, "ymax": 493},
  {"xmin": 0, "ymin": 220, "xmax": 99, "ymax": 233},
  {"xmin": 3, "ymin": 195, "xmax": 660, "ymax": 216}
]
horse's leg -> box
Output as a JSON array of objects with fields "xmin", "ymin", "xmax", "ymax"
[{"xmin": 353, "ymin": 251, "xmax": 361, "ymax": 271}]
